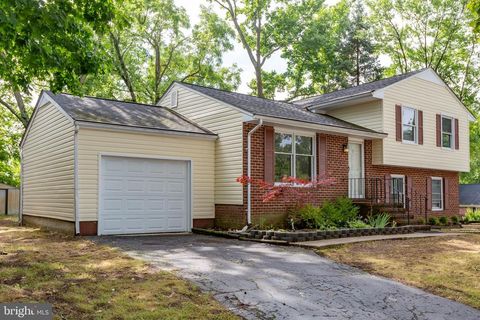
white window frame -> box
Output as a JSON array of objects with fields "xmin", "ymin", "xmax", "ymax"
[
  {"xmin": 401, "ymin": 106, "xmax": 418, "ymax": 145},
  {"xmin": 441, "ymin": 115, "xmax": 454, "ymax": 150},
  {"xmin": 431, "ymin": 177, "xmax": 444, "ymax": 211},
  {"xmin": 274, "ymin": 129, "xmax": 316, "ymax": 185}
]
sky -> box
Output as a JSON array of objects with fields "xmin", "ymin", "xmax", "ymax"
[{"xmin": 175, "ymin": 0, "xmax": 341, "ymax": 96}]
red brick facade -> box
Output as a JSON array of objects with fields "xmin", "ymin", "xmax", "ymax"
[
  {"xmin": 213, "ymin": 123, "xmax": 460, "ymax": 229},
  {"xmin": 364, "ymin": 140, "xmax": 459, "ymax": 218}
]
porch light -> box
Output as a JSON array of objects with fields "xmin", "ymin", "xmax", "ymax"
[{"xmin": 343, "ymin": 144, "xmax": 349, "ymax": 153}]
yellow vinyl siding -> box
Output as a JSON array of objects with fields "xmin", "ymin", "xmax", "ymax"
[
  {"xmin": 381, "ymin": 77, "xmax": 470, "ymax": 171},
  {"xmin": 22, "ymin": 102, "xmax": 75, "ymax": 221},
  {"xmin": 327, "ymin": 100, "xmax": 383, "ymax": 132},
  {"xmin": 77, "ymin": 128, "xmax": 215, "ymax": 221},
  {"xmin": 160, "ymin": 85, "xmax": 244, "ymax": 205}
]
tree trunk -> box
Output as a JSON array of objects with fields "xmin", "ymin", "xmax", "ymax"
[
  {"xmin": 154, "ymin": 43, "xmax": 161, "ymax": 104},
  {"xmin": 110, "ymin": 32, "xmax": 137, "ymax": 102},
  {"xmin": 13, "ymin": 91, "xmax": 29, "ymax": 126},
  {"xmin": 255, "ymin": 65, "xmax": 264, "ymax": 98},
  {"xmin": 356, "ymin": 42, "xmax": 360, "ymax": 86}
]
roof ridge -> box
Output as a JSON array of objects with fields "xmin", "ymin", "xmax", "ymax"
[
  {"xmin": 47, "ymin": 91, "xmax": 165, "ymax": 109},
  {"xmin": 177, "ymin": 81, "xmax": 293, "ymax": 105},
  {"xmin": 295, "ymin": 68, "xmax": 428, "ymax": 104}
]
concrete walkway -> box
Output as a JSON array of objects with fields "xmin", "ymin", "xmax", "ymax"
[
  {"xmin": 97, "ymin": 234, "xmax": 480, "ymax": 320},
  {"xmin": 294, "ymin": 232, "xmax": 461, "ymax": 248}
]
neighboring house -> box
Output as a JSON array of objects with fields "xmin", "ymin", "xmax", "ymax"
[
  {"xmin": 459, "ymin": 184, "xmax": 480, "ymax": 215},
  {"xmin": 21, "ymin": 68, "xmax": 473, "ymax": 235}
]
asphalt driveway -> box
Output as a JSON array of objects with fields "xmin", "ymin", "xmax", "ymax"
[{"xmin": 97, "ymin": 234, "xmax": 480, "ymax": 320}]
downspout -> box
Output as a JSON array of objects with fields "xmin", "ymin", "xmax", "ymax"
[
  {"xmin": 247, "ymin": 119, "xmax": 263, "ymax": 227},
  {"xmin": 19, "ymin": 149, "xmax": 23, "ymax": 225},
  {"xmin": 74, "ymin": 124, "xmax": 79, "ymax": 235}
]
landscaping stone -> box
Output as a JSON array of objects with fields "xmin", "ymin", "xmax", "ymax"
[{"xmin": 192, "ymin": 225, "xmax": 432, "ymax": 243}]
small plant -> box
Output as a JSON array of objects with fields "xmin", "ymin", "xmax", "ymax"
[
  {"xmin": 367, "ymin": 213, "xmax": 391, "ymax": 228},
  {"xmin": 348, "ymin": 219, "xmax": 371, "ymax": 229},
  {"xmin": 296, "ymin": 204, "xmax": 323, "ymax": 229},
  {"xmin": 464, "ymin": 208, "xmax": 480, "ymax": 222},
  {"xmin": 439, "ymin": 216, "xmax": 448, "ymax": 225},
  {"xmin": 255, "ymin": 217, "xmax": 276, "ymax": 230},
  {"xmin": 416, "ymin": 218, "xmax": 425, "ymax": 225},
  {"xmin": 428, "ymin": 217, "xmax": 439, "ymax": 225},
  {"xmin": 451, "ymin": 216, "xmax": 459, "ymax": 225}
]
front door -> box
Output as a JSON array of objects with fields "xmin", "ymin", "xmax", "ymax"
[
  {"xmin": 391, "ymin": 175, "xmax": 405, "ymax": 206},
  {"xmin": 348, "ymin": 142, "xmax": 364, "ymax": 198}
]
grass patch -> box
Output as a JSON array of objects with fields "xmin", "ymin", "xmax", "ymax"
[
  {"xmin": 0, "ymin": 217, "xmax": 238, "ymax": 319},
  {"xmin": 318, "ymin": 234, "xmax": 480, "ymax": 309}
]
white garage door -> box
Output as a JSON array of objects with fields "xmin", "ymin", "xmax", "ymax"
[{"xmin": 99, "ymin": 156, "xmax": 190, "ymax": 235}]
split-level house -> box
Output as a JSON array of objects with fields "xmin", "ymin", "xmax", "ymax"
[{"xmin": 21, "ymin": 68, "xmax": 473, "ymax": 235}]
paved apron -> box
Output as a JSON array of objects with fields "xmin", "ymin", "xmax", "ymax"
[{"xmin": 97, "ymin": 234, "xmax": 480, "ymax": 320}]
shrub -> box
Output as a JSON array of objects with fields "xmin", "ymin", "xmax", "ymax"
[
  {"xmin": 293, "ymin": 197, "xmax": 360, "ymax": 230},
  {"xmin": 464, "ymin": 208, "xmax": 480, "ymax": 222},
  {"xmin": 334, "ymin": 197, "xmax": 359, "ymax": 221},
  {"xmin": 428, "ymin": 217, "xmax": 439, "ymax": 225},
  {"xmin": 450, "ymin": 216, "xmax": 459, "ymax": 225},
  {"xmin": 320, "ymin": 197, "xmax": 359, "ymax": 228},
  {"xmin": 296, "ymin": 204, "xmax": 323, "ymax": 229},
  {"xmin": 439, "ymin": 216, "xmax": 448, "ymax": 225},
  {"xmin": 367, "ymin": 213, "xmax": 391, "ymax": 228},
  {"xmin": 348, "ymin": 219, "xmax": 371, "ymax": 229}
]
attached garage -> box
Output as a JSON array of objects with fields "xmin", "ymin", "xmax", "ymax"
[
  {"xmin": 21, "ymin": 91, "xmax": 216, "ymax": 235},
  {"xmin": 99, "ymin": 156, "xmax": 191, "ymax": 235}
]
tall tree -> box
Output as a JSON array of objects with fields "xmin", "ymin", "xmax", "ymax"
[
  {"xmin": 368, "ymin": 0, "xmax": 479, "ymax": 103},
  {"xmin": 0, "ymin": 110, "xmax": 21, "ymax": 186},
  {"xmin": 339, "ymin": 0, "xmax": 382, "ymax": 86},
  {"xmin": 87, "ymin": 0, "xmax": 240, "ymax": 104},
  {"xmin": 369, "ymin": 0, "xmax": 480, "ymax": 182},
  {"xmin": 212, "ymin": 0, "xmax": 300, "ymax": 98},
  {"xmin": 280, "ymin": 0, "xmax": 351, "ymax": 98},
  {"xmin": 0, "ymin": 0, "xmax": 116, "ymax": 128},
  {"xmin": 469, "ymin": 0, "xmax": 480, "ymax": 32}
]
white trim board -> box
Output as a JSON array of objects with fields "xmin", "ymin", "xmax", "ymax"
[{"xmin": 76, "ymin": 121, "xmax": 218, "ymax": 140}]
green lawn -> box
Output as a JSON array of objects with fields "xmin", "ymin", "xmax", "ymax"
[
  {"xmin": 318, "ymin": 234, "xmax": 480, "ymax": 309},
  {"xmin": 0, "ymin": 215, "xmax": 238, "ymax": 319}
]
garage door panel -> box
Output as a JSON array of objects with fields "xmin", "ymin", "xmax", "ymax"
[
  {"xmin": 103, "ymin": 198, "xmax": 122, "ymax": 210},
  {"xmin": 103, "ymin": 178, "xmax": 124, "ymax": 192},
  {"xmin": 167, "ymin": 217, "xmax": 184, "ymax": 230},
  {"xmin": 104, "ymin": 157, "xmax": 125, "ymax": 173},
  {"xmin": 146, "ymin": 199, "xmax": 166, "ymax": 210},
  {"xmin": 100, "ymin": 156, "xmax": 189, "ymax": 235},
  {"xmin": 127, "ymin": 159, "xmax": 145, "ymax": 173},
  {"xmin": 126, "ymin": 179, "xmax": 147, "ymax": 192},
  {"xmin": 168, "ymin": 181, "xmax": 185, "ymax": 193},
  {"xmin": 147, "ymin": 161, "xmax": 166, "ymax": 175},
  {"xmin": 147, "ymin": 181, "xmax": 166, "ymax": 193}
]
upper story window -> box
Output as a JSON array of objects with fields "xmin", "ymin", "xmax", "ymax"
[
  {"xmin": 431, "ymin": 177, "xmax": 443, "ymax": 211},
  {"xmin": 441, "ymin": 116, "xmax": 454, "ymax": 148},
  {"xmin": 274, "ymin": 132, "xmax": 315, "ymax": 182},
  {"xmin": 402, "ymin": 106, "xmax": 417, "ymax": 143}
]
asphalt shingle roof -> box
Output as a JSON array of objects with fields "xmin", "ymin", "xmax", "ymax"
[
  {"xmin": 293, "ymin": 69, "xmax": 426, "ymax": 109},
  {"xmin": 460, "ymin": 184, "xmax": 480, "ymax": 205},
  {"xmin": 177, "ymin": 82, "xmax": 383, "ymax": 134},
  {"xmin": 45, "ymin": 91, "xmax": 215, "ymax": 135}
]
